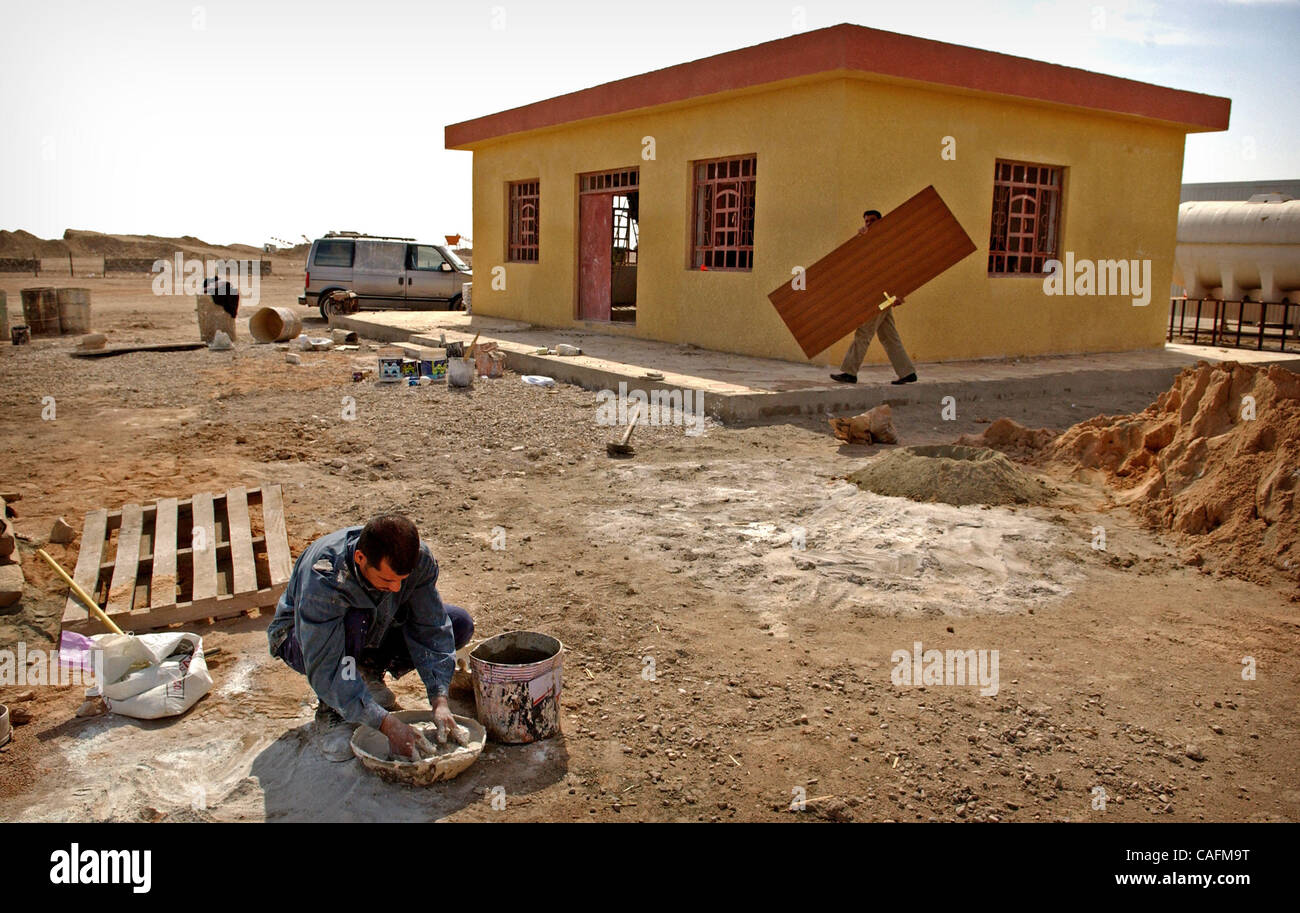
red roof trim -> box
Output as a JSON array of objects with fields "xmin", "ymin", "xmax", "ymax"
[{"xmin": 445, "ymin": 23, "xmax": 1230, "ymax": 148}]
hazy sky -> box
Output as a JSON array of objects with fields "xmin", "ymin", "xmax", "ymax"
[{"xmin": 2, "ymin": 0, "xmax": 1296, "ymax": 246}]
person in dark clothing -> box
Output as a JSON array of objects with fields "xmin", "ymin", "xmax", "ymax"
[{"xmin": 202, "ymin": 276, "xmax": 240, "ymax": 319}]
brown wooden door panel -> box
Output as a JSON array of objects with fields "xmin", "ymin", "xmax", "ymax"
[
  {"xmin": 579, "ymin": 193, "xmax": 613, "ymax": 321},
  {"xmin": 768, "ymin": 185, "xmax": 977, "ymax": 357}
]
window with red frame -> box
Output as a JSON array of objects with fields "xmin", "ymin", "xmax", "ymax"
[
  {"xmin": 988, "ymin": 160, "xmax": 1063, "ymax": 275},
  {"xmin": 508, "ymin": 180, "xmax": 539, "ymax": 262},
  {"xmin": 691, "ymin": 155, "xmax": 756, "ymax": 270}
]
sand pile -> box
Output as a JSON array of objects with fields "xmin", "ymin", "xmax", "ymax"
[
  {"xmin": 848, "ymin": 444, "xmax": 1054, "ymax": 506},
  {"xmin": 1046, "ymin": 362, "xmax": 1300, "ymax": 586},
  {"xmin": 957, "ymin": 418, "xmax": 1056, "ymax": 458}
]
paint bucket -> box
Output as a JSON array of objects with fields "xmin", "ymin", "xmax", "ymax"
[
  {"xmin": 20, "ymin": 287, "xmax": 60, "ymax": 336},
  {"xmin": 195, "ymin": 295, "xmax": 236, "ymax": 343},
  {"xmin": 469, "ymin": 631, "xmax": 564, "ymax": 744},
  {"xmin": 248, "ymin": 306, "xmax": 302, "ymax": 343},
  {"xmin": 377, "ymin": 350, "xmax": 403, "ymax": 383},
  {"xmin": 56, "ymin": 288, "xmax": 91, "ymax": 335},
  {"xmin": 0, "ymin": 704, "xmax": 9, "ymax": 748},
  {"xmin": 448, "ymin": 357, "xmax": 474, "ymax": 388}
]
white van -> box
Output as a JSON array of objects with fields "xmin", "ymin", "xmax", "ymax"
[{"xmin": 299, "ymin": 233, "xmax": 471, "ymax": 319}]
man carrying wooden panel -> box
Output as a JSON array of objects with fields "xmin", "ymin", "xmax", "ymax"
[{"xmin": 829, "ymin": 209, "xmax": 918, "ymax": 386}]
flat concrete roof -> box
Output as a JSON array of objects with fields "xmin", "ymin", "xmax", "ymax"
[{"xmin": 446, "ymin": 23, "xmax": 1231, "ymax": 149}]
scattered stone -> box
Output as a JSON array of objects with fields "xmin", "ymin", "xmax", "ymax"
[
  {"xmin": 0, "ymin": 562, "xmax": 24, "ymax": 610},
  {"xmin": 8, "ymin": 706, "xmax": 32, "ymax": 725},
  {"xmin": 48, "ymin": 517, "xmax": 76, "ymax": 544},
  {"xmin": 1185, "ymin": 745, "xmax": 1206, "ymax": 762}
]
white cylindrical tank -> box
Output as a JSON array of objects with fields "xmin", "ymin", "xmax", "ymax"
[{"xmin": 1173, "ymin": 195, "xmax": 1300, "ymax": 302}]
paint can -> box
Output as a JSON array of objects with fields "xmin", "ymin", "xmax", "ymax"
[
  {"xmin": 377, "ymin": 351, "xmax": 403, "ymax": 383},
  {"xmin": 11, "ymin": 325, "xmax": 30, "ymax": 346},
  {"xmin": 469, "ymin": 631, "xmax": 564, "ymax": 744},
  {"xmin": 0, "ymin": 704, "xmax": 10, "ymax": 748}
]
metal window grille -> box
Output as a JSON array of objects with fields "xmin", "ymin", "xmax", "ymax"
[
  {"xmin": 987, "ymin": 160, "xmax": 1062, "ymax": 275},
  {"xmin": 508, "ymin": 180, "xmax": 540, "ymax": 262},
  {"xmin": 579, "ymin": 169, "xmax": 639, "ymax": 194},
  {"xmin": 691, "ymin": 155, "xmax": 756, "ymax": 270}
]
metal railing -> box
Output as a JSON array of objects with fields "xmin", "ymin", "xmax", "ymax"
[{"xmin": 1168, "ymin": 297, "xmax": 1298, "ymax": 354}]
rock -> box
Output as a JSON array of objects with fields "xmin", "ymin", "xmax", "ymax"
[
  {"xmin": 10, "ymin": 690, "xmax": 35, "ymax": 703},
  {"xmin": 0, "ymin": 562, "xmax": 24, "ymax": 610},
  {"xmin": 49, "ymin": 517, "xmax": 76, "ymax": 544},
  {"xmin": 285, "ymin": 353, "xmax": 302, "ymax": 365},
  {"xmin": 1185, "ymin": 745, "xmax": 1206, "ymax": 762},
  {"xmin": 76, "ymin": 333, "xmax": 107, "ymax": 351},
  {"xmin": 8, "ymin": 706, "xmax": 32, "ymax": 725},
  {"xmin": 75, "ymin": 696, "xmax": 108, "ymax": 718}
]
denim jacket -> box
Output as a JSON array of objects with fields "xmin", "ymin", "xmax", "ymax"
[{"xmin": 266, "ymin": 526, "xmax": 454, "ymax": 729}]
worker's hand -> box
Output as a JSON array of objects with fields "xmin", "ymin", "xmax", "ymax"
[
  {"xmin": 380, "ymin": 713, "xmax": 419, "ymax": 760},
  {"xmin": 432, "ymin": 696, "xmax": 470, "ymax": 746}
]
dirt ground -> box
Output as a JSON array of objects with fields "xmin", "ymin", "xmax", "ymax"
[{"xmin": 0, "ymin": 274, "xmax": 1296, "ymax": 822}]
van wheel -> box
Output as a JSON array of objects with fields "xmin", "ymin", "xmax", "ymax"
[
  {"xmin": 449, "ymin": 294, "xmax": 463, "ymax": 311},
  {"xmin": 318, "ymin": 290, "xmax": 343, "ymax": 321}
]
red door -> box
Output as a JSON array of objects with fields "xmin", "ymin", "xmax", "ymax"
[{"xmin": 579, "ymin": 193, "xmax": 613, "ymax": 321}]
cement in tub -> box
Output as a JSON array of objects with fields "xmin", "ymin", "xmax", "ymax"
[
  {"xmin": 469, "ymin": 631, "xmax": 564, "ymax": 744},
  {"xmin": 350, "ymin": 711, "xmax": 486, "ymax": 786}
]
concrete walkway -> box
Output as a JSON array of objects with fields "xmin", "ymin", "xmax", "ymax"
[{"xmin": 333, "ymin": 310, "xmax": 1300, "ymax": 422}]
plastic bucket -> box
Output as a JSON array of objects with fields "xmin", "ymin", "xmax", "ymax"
[
  {"xmin": 448, "ymin": 356, "xmax": 474, "ymax": 388},
  {"xmin": 20, "ymin": 287, "xmax": 60, "ymax": 336},
  {"xmin": 56, "ymin": 288, "xmax": 91, "ymax": 335},
  {"xmin": 469, "ymin": 631, "xmax": 564, "ymax": 744},
  {"xmin": 248, "ymin": 306, "xmax": 302, "ymax": 343}
]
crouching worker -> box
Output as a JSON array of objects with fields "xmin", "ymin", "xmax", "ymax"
[{"xmin": 267, "ymin": 514, "xmax": 473, "ymax": 759}]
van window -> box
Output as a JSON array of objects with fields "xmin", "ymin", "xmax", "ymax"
[
  {"xmin": 314, "ymin": 239, "xmax": 355, "ymax": 267},
  {"xmin": 410, "ymin": 245, "xmax": 447, "ymax": 270},
  {"xmin": 355, "ymin": 240, "xmax": 406, "ymax": 271},
  {"xmin": 441, "ymin": 247, "xmax": 469, "ymax": 271}
]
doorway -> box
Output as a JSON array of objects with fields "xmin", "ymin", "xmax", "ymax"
[{"xmin": 578, "ymin": 168, "xmax": 638, "ymax": 322}]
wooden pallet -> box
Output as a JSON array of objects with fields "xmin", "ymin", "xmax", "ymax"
[{"xmin": 61, "ymin": 485, "xmax": 293, "ymax": 634}]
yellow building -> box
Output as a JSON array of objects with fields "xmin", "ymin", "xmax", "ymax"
[{"xmin": 445, "ymin": 24, "xmax": 1230, "ymax": 366}]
